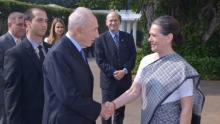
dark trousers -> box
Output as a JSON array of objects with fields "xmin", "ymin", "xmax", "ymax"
[
  {"xmin": 101, "ymin": 88, "xmax": 125, "ymax": 124},
  {"xmin": 0, "ymin": 85, "xmax": 6, "ymax": 124}
]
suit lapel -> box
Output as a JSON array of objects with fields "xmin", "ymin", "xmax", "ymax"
[
  {"xmin": 5, "ymin": 33, "xmax": 16, "ymax": 47},
  {"xmin": 22, "ymin": 38, "xmax": 42, "ymax": 73},
  {"xmin": 63, "ymin": 36, "xmax": 91, "ymax": 68},
  {"xmin": 43, "ymin": 41, "xmax": 51, "ymax": 53},
  {"xmin": 118, "ymin": 31, "xmax": 124, "ymax": 47},
  {"xmin": 62, "ymin": 36, "xmax": 94, "ymax": 85}
]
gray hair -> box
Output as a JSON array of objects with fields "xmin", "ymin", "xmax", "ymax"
[
  {"xmin": 152, "ymin": 15, "xmax": 183, "ymax": 45},
  {"xmin": 68, "ymin": 7, "xmax": 93, "ymax": 31},
  {"xmin": 7, "ymin": 12, "xmax": 24, "ymax": 24}
]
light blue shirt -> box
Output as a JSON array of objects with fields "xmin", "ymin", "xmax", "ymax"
[
  {"xmin": 109, "ymin": 31, "xmax": 119, "ymax": 43},
  {"xmin": 66, "ymin": 33, "xmax": 82, "ymax": 52},
  {"xmin": 27, "ymin": 37, "xmax": 46, "ymax": 56}
]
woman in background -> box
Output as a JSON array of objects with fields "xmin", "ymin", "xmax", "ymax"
[{"xmin": 45, "ymin": 17, "xmax": 65, "ymax": 45}]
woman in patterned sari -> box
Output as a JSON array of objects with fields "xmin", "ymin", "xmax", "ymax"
[{"xmin": 107, "ymin": 16, "xmax": 205, "ymax": 124}]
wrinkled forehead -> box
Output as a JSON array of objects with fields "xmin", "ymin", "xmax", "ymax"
[
  {"xmin": 9, "ymin": 13, "xmax": 24, "ymax": 20},
  {"xmin": 9, "ymin": 14, "xmax": 24, "ymax": 25}
]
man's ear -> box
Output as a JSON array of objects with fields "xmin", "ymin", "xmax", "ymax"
[
  {"xmin": 25, "ymin": 20, "xmax": 30, "ymax": 27},
  {"xmin": 75, "ymin": 25, "xmax": 82, "ymax": 34},
  {"xmin": 8, "ymin": 22, "xmax": 12, "ymax": 28}
]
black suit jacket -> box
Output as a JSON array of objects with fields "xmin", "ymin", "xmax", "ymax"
[
  {"xmin": 3, "ymin": 37, "xmax": 51, "ymax": 124},
  {"xmin": 0, "ymin": 32, "xmax": 16, "ymax": 124},
  {"xmin": 95, "ymin": 31, "xmax": 136, "ymax": 90},
  {"xmin": 42, "ymin": 36, "xmax": 101, "ymax": 124}
]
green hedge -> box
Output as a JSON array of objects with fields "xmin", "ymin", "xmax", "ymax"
[
  {"xmin": 0, "ymin": 0, "xmax": 72, "ymax": 20},
  {"xmin": 0, "ymin": 0, "xmax": 71, "ymax": 35},
  {"xmin": 133, "ymin": 49, "xmax": 220, "ymax": 80},
  {"xmin": 0, "ymin": 0, "xmax": 108, "ymax": 35},
  {"xmin": 94, "ymin": 13, "xmax": 108, "ymax": 33},
  {"xmin": 186, "ymin": 56, "xmax": 220, "ymax": 80}
]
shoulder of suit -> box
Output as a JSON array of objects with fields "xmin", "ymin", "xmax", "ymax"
[
  {"xmin": 43, "ymin": 41, "xmax": 52, "ymax": 48},
  {"xmin": 4, "ymin": 43, "xmax": 21, "ymax": 57},
  {"xmin": 100, "ymin": 32, "xmax": 109, "ymax": 37},
  {"xmin": 0, "ymin": 33, "xmax": 10, "ymax": 42},
  {"xmin": 95, "ymin": 32, "xmax": 108, "ymax": 41},
  {"xmin": 119, "ymin": 31, "xmax": 133, "ymax": 38}
]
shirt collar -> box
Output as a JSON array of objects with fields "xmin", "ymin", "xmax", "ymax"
[
  {"xmin": 27, "ymin": 36, "xmax": 43, "ymax": 50},
  {"xmin": 109, "ymin": 31, "xmax": 119, "ymax": 39},
  {"xmin": 66, "ymin": 32, "xmax": 82, "ymax": 52}
]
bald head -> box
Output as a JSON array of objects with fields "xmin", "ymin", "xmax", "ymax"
[
  {"xmin": 67, "ymin": 7, "xmax": 99, "ymax": 48},
  {"xmin": 7, "ymin": 12, "xmax": 25, "ymax": 39},
  {"xmin": 8, "ymin": 12, "xmax": 24, "ymax": 26},
  {"xmin": 106, "ymin": 11, "xmax": 121, "ymax": 22},
  {"xmin": 68, "ymin": 7, "xmax": 96, "ymax": 31}
]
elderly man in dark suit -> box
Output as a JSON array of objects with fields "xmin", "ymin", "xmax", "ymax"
[
  {"xmin": 3, "ymin": 8, "xmax": 50, "ymax": 124},
  {"xmin": 42, "ymin": 7, "xmax": 111, "ymax": 124},
  {"xmin": 0, "ymin": 11, "xmax": 25, "ymax": 124},
  {"xmin": 95, "ymin": 11, "xmax": 136, "ymax": 124}
]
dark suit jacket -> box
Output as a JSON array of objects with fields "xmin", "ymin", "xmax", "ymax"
[
  {"xmin": 3, "ymin": 37, "xmax": 50, "ymax": 124},
  {"xmin": 0, "ymin": 32, "xmax": 16, "ymax": 88},
  {"xmin": 0, "ymin": 32, "xmax": 16, "ymax": 124},
  {"xmin": 95, "ymin": 31, "xmax": 136, "ymax": 90},
  {"xmin": 42, "ymin": 36, "xmax": 101, "ymax": 124}
]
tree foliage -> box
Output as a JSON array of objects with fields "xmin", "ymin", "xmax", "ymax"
[
  {"xmin": 72, "ymin": 0, "xmax": 130, "ymax": 10},
  {"xmin": 73, "ymin": 0, "xmax": 219, "ymax": 43},
  {"xmin": 72, "ymin": 0, "xmax": 220, "ymax": 57},
  {"xmin": 139, "ymin": 0, "xmax": 220, "ymax": 43},
  {"xmin": 6, "ymin": 0, "xmax": 219, "ymax": 57},
  {"xmin": 139, "ymin": 0, "xmax": 220, "ymax": 57}
]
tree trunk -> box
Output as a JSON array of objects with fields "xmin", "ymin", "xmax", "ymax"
[
  {"xmin": 142, "ymin": 2, "xmax": 157, "ymax": 30},
  {"xmin": 202, "ymin": 16, "xmax": 220, "ymax": 42},
  {"xmin": 202, "ymin": 1, "xmax": 220, "ymax": 42}
]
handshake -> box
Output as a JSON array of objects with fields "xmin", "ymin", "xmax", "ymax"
[{"xmin": 100, "ymin": 101, "xmax": 116, "ymax": 120}]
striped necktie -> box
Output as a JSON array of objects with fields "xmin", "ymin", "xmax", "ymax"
[{"xmin": 114, "ymin": 34, "xmax": 119, "ymax": 48}]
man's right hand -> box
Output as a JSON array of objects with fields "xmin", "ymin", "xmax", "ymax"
[{"xmin": 100, "ymin": 102, "xmax": 115, "ymax": 120}]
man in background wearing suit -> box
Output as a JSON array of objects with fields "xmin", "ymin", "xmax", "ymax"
[
  {"xmin": 0, "ymin": 11, "xmax": 25, "ymax": 124},
  {"xmin": 95, "ymin": 11, "xmax": 136, "ymax": 124},
  {"xmin": 3, "ymin": 8, "xmax": 50, "ymax": 124},
  {"xmin": 42, "ymin": 7, "xmax": 111, "ymax": 124}
]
